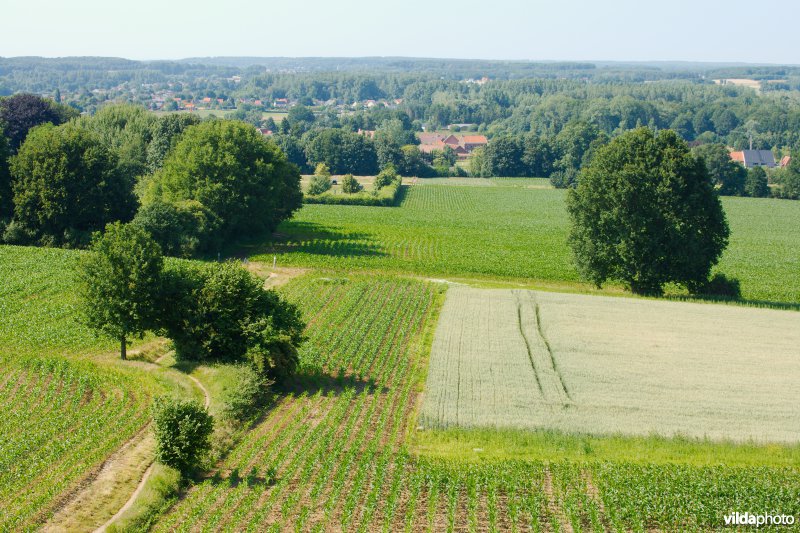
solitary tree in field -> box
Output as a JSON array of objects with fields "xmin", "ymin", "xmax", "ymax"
[
  {"xmin": 567, "ymin": 128, "xmax": 729, "ymax": 295},
  {"xmin": 79, "ymin": 222, "xmax": 163, "ymax": 359}
]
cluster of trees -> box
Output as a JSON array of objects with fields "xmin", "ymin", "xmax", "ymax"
[
  {"xmin": 469, "ymin": 121, "xmax": 607, "ymax": 186},
  {"xmin": 80, "ymin": 222, "xmax": 305, "ymax": 380},
  {"xmin": 0, "ymin": 94, "xmax": 303, "ymax": 252}
]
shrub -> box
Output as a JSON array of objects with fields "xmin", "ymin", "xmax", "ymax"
[
  {"xmin": 374, "ymin": 165, "xmax": 399, "ymax": 190},
  {"xmin": 307, "ymin": 174, "xmax": 333, "ymax": 195},
  {"xmin": 152, "ymin": 397, "xmax": 214, "ymax": 474},
  {"xmin": 341, "ymin": 174, "xmax": 363, "ymax": 193},
  {"xmin": 222, "ymin": 365, "xmax": 272, "ymax": 422},
  {"xmin": 157, "ymin": 261, "xmax": 305, "ymax": 382}
]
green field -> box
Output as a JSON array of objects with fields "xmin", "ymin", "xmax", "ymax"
[
  {"xmin": 0, "ymin": 247, "xmax": 174, "ymax": 530},
  {"xmin": 3, "ymin": 179, "xmax": 800, "ymax": 531},
  {"xmin": 420, "ymin": 286, "xmax": 800, "ymax": 441},
  {"xmin": 149, "ymin": 275, "xmax": 800, "ymax": 531},
  {"xmin": 252, "ymin": 183, "xmax": 800, "ymax": 305}
]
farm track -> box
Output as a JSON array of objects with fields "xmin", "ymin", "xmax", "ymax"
[{"xmin": 39, "ymin": 350, "xmax": 211, "ymax": 533}]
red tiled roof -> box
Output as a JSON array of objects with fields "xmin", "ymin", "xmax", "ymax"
[
  {"xmin": 780, "ymin": 155, "xmax": 792, "ymax": 167},
  {"xmin": 463, "ymin": 135, "xmax": 488, "ymax": 144},
  {"xmin": 730, "ymin": 151, "xmax": 745, "ymax": 163}
]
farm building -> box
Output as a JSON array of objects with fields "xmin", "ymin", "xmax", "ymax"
[
  {"xmin": 417, "ymin": 132, "xmax": 488, "ymax": 158},
  {"xmin": 780, "ymin": 155, "xmax": 792, "ymax": 167},
  {"xmin": 729, "ymin": 150, "xmax": 777, "ymax": 168}
]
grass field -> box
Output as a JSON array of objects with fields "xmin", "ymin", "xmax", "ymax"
[
  {"xmin": 252, "ymin": 183, "xmax": 800, "ymax": 305},
  {"xmin": 420, "ymin": 286, "xmax": 800, "ymax": 442}
]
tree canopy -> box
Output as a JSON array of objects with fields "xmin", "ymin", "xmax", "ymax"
[
  {"xmin": 145, "ymin": 120, "xmax": 302, "ymax": 242},
  {"xmin": 0, "ymin": 93, "xmax": 77, "ymax": 152},
  {"xmin": 567, "ymin": 128, "xmax": 729, "ymax": 295},
  {"xmin": 79, "ymin": 222, "xmax": 164, "ymax": 359},
  {"xmin": 9, "ymin": 122, "xmax": 137, "ymax": 246}
]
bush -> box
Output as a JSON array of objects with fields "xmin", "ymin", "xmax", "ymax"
[
  {"xmin": 374, "ymin": 165, "xmax": 399, "ymax": 190},
  {"xmin": 152, "ymin": 397, "xmax": 214, "ymax": 474},
  {"xmin": 157, "ymin": 261, "xmax": 305, "ymax": 382},
  {"xmin": 307, "ymin": 174, "xmax": 333, "ymax": 195},
  {"xmin": 222, "ymin": 365, "xmax": 272, "ymax": 422},
  {"xmin": 340, "ymin": 174, "xmax": 363, "ymax": 194}
]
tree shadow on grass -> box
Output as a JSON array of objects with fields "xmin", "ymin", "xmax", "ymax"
[
  {"xmin": 230, "ymin": 221, "xmax": 386, "ymax": 260},
  {"xmin": 666, "ymin": 273, "xmax": 800, "ymax": 312},
  {"xmin": 275, "ymin": 363, "xmax": 388, "ymax": 396}
]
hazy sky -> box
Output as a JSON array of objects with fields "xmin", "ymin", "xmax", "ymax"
[{"xmin": 1, "ymin": 0, "xmax": 798, "ymax": 64}]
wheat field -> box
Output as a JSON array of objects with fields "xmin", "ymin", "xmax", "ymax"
[{"xmin": 420, "ymin": 286, "xmax": 800, "ymax": 442}]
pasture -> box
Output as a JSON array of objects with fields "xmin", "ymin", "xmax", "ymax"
[
  {"xmin": 419, "ymin": 287, "xmax": 800, "ymax": 442},
  {"xmin": 254, "ymin": 183, "xmax": 800, "ymax": 305}
]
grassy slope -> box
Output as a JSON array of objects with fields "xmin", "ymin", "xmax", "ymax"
[{"xmin": 252, "ymin": 184, "xmax": 800, "ymax": 305}]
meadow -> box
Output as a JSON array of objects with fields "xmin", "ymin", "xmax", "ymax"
[
  {"xmin": 252, "ymin": 182, "xmax": 800, "ymax": 305},
  {"xmin": 420, "ymin": 286, "xmax": 800, "ymax": 441}
]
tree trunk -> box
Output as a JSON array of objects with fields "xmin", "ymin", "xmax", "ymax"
[{"xmin": 121, "ymin": 336, "xmax": 127, "ymax": 360}]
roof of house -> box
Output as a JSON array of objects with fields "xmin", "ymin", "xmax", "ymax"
[
  {"xmin": 741, "ymin": 150, "xmax": 776, "ymax": 166},
  {"xmin": 730, "ymin": 151, "xmax": 745, "ymax": 163},
  {"xmin": 780, "ymin": 155, "xmax": 792, "ymax": 167},
  {"xmin": 463, "ymin": 135, "xmax": 488, "ymax": 144},
  {"xmin": 419, "ymin": 142, "xmax": 446, "ymax": 154},
  {"xmin": 442, "ymin": 135, "xmax": 460, "ymax": 145}
]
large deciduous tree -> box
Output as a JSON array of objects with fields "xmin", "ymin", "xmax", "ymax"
[
  {"xmin": 145, "ymin": 120, "xmax": 302, "ymax": 243},
  {"xmin": 10, "ymin": 123, "xmax": 137, "ymax": 246},
  {"xmin": 79, "ymin": 222, "xmax": 164, "ymax": 359},
  {"xmin": 567, "ymin": 128, "xmax": 729, "ymax": 295}
]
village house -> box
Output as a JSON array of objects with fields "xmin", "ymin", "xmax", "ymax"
[
  {"xmin": 729, "ymin": 150, "xmax": 777, "ymax": 169},
  {"xmin": 417, "ymin": 132, "xmax": 488, "ymax": 158}
]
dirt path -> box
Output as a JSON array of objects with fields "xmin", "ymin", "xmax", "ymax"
[{"xmin": 45, "ymin": 351, "xmax": 211, "ymax": 533}]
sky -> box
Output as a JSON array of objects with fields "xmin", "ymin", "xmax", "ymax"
[{"xmin": 1, "ymin": 0, "xmax": 798, "ymax": 64}]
